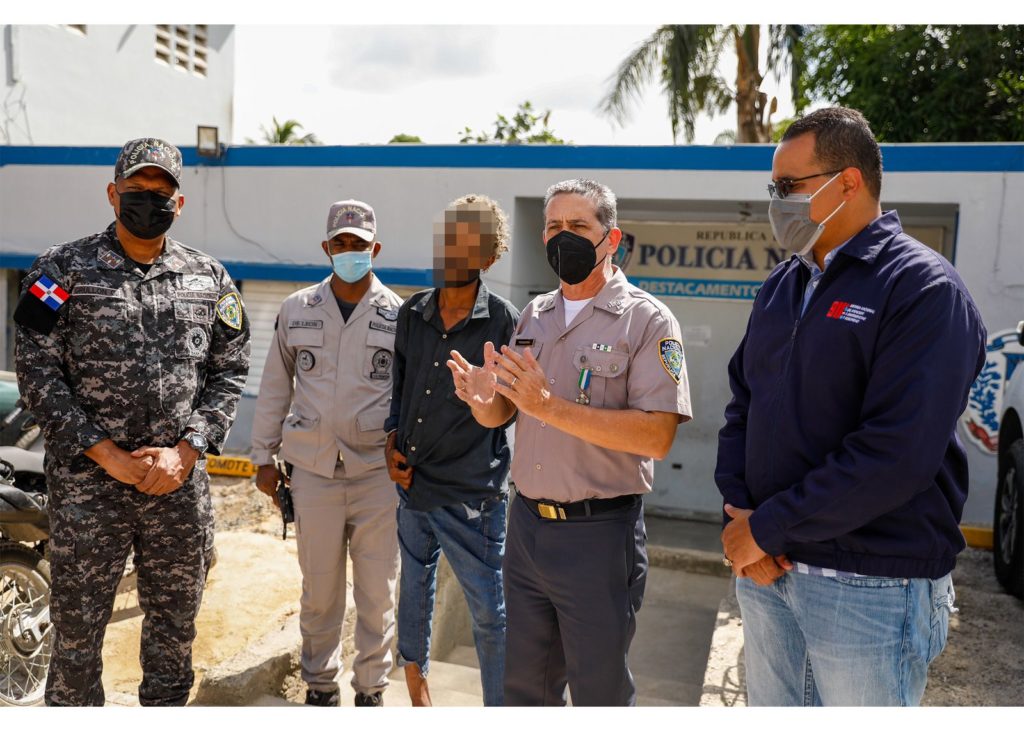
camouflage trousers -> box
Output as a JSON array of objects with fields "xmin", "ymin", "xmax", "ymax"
[{"xmin": 44, "ymin": 462, "xmax": 214, "ymax": 706}]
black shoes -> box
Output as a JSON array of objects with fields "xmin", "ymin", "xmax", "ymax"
[
  {"xmin": 305, "ymin": 688, "xmax": 382, "ymax": 706},
  {"xmin": 354, "ymin": 691, "xmax": 383, "ymax": 707},
  {"xmin": 305, "ymin": 688, "xmax": 340, "ymax": 706}
]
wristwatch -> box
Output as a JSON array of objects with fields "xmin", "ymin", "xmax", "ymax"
[{"xmin": 182, "ymin": 431, "xmax": 208, "ymax": 456}]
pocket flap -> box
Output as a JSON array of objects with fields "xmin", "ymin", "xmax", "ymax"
[
  {"xmin": 287, "ymin": 328, "xmax": 325, "ymax": 347},
  {"xmin": 573, "ymin": 348, "xmax": 628, "ymax": 377},
  {"xmin": 366, "ymin": 328, "xmax": 394, "ymax": 350},
  {"xmin": 284, "ymin": 412, "xmax": 320, "ymax": 429}
]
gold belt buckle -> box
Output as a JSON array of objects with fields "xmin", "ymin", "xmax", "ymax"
[{"xmin": 538, "ymin": 502, "xmax": 567, "ymax": 520}]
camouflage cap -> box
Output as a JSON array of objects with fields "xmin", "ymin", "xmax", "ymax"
[
  {"xmin": 326, "ymin": 200, "xmax": 376, "ymax": 242},
  {"xmin": 114, "ymin": 138, "xmax": 182, "ymax": 187}
]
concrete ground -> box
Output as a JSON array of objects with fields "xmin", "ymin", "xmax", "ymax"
[{"xmin": 93, "ymin": 479, "xmax": 734, "ymax": 707}]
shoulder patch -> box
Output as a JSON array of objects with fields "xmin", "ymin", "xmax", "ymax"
[
  {"xmin": 376, "ymin": 306, "xmax": 399, "ymax": 321},
  {"xmin": 14, "ymin": 273, "xmax": 70, "ymax": 335},
  {"xmin": 216, "ymin": 292, "xmax": 244, "ymax": 330},
  {"xmin": 658, "ymin": 338, "xmax": 684, "ymax": 384}
]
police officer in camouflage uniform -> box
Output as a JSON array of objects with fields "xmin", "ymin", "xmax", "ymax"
[{"xmin": 13, "ymin": 138, "xmax": 251, "ymax": 706}]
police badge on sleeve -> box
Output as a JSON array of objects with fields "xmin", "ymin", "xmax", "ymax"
[
  {"xmin": 658, "ymin": 338, "xmax": 684, "ymax": 384},
  {"xmin": 216, "ymin": 292, "xmax": 243, "ymax": 330}
]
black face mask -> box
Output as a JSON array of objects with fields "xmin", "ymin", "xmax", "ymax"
[
  {"xmin": 117, "ymin": 190, "xmax": 177, "ymax": 240},
  {"xmin": 545, "ymin": 229, "xmax": 608, "ymax": 285}
]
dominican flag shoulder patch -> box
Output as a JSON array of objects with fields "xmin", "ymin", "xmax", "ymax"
[
  {"xmin": 30, "ymin": 275, "xmax": 70, "ymax": 311},
  {"xmin": 14, "ymin": 272, "xmax": 70, "ymax": 335}
]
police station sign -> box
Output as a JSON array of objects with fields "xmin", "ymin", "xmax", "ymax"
[
  {"xmin": 617, "ymin": 221, "xmax": 949, "ymax": 302},
  {"xmin": 617, "ymin": 222, "xmax": 785, "ymax": 301}
]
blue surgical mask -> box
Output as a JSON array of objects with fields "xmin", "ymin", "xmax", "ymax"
[{"xmin": 331, "ymin": 251, "xmax": 372, "ymax": 283}]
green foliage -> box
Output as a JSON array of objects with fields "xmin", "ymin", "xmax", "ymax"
[
  {"xmin": 771, "ymin": 117, "xmax": 796, "ymax": 143},
  {"xmin": 459, "ymin": 101, "xmax": 567, "ymax": 144},
  {"xmin": 800, "ymin": 25, "xmax": 1024, "ymax": 142},
  {"xmin": 599, "ymin": 25, "xmax": 805, "ymax": 143},
  {"xmin": 713, "ymin": 129, "xmax": 737, "ymax": 145},
  {"xmin": 388, "ymin": 134, "xmax": 423, "ymax": 143},
  {"xmin": 245, "ymin": 116, "xmax": 321, "ymax": 145}
]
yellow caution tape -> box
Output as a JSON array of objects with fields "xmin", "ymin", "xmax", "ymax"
[{"xmin": 206, "ymin": 455, "xmax": 257, "ymax": 478}]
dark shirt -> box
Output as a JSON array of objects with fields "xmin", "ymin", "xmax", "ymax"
[
  {"xmin": 334, "ymin": 295, "xmax": 357, "ymax": 322},
  {"xmin": 385, "ymin": 281, "xmax": 520, "ymax": 511}
]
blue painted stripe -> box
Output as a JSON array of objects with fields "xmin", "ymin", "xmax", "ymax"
[
  {"xmin": 1, "ymin": 250, "xmax": 432, "ymax": 284},
  {"xmin": 628, "ymin": 276, "xmax": 764, "ymax": 300},
  {"xmin": 223, "ymin": 262, "xmax": 432, "ymax": 286},
  {"xmin": 0, "ymin": 251, "xmax": 432, "ymax": 287},
  {"xmin": 1, "ymin": 144, "xmax": 1021, "ymax": 172}
]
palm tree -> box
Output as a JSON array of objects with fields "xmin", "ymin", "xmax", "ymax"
[
  {"xmin": 600, "ymin": 25, "xmax": 805, "ymax": 143},
  {"xmin": 246, "ymin": 116, "xmax": 321, "ymax": 145}
]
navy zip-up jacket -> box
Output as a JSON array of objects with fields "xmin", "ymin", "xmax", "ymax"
[{"xmin": 716, "ymin": 211, "xmax": 986, "ymax": 579}]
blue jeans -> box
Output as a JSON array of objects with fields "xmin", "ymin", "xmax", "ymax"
[
  {"xmin": 396, "ymin": 490, "xmax": 507, "ymax": 706},
  {"xmin": 736, "ymin": 570, "xmax": 957, "ymax": 706}
]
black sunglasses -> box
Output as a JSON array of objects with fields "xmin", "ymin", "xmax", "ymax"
[{"xmin": 767, "ymin": 170, "xmax": 844, "ymax": 199}]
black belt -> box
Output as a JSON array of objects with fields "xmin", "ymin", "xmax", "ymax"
[{"xmin": 516, "ymin": 490, "xmax": 640, "ymax": 521}]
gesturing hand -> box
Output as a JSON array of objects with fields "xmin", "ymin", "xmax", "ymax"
[
  {"xmin": 448, "ymin": 342, "xmax": 498, "ymax": 408},
  {"xmin": 488, "ymin": 345, "xmax": 551, "ymax": 419}
]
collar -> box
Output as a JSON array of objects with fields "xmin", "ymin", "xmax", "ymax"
[
  {"xmin": 412, "ymin": 280, "xmax": 491, "ymax": 322},
  {"xmin": 305, "ymin": 273, "xmax": 393, "ymax": 321},
  {"xmin": 98, "ymin": 222, "xmax": 189, "ymax": 275},
  {"xmin": 832, "ymin": 210, "xmax": 901, "ymax": 265},
  {"xmin": 798, "ymin": 238, "xmax": 849, "ymax": 274},
  {"xmin": 538, "ymin": 267, "xmax": 631, "ymax": 316}
]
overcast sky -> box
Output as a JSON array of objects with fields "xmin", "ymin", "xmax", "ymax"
[{"xmin": 232, "ymin": 25, "xmax": 798, "ymax": 146}]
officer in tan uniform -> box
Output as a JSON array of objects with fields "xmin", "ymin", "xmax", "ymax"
[
  {"xmin": 449, "ymin": 179, "xmax": 691, "ymax": 706},
  {"xmin": 250, "ymin": 200, "xmax": 403, "ymax": 707}
]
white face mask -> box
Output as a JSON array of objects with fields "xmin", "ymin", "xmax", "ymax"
[{"xmin": 768, "ymin": 172, "xmax": 846, "ymax": 256}]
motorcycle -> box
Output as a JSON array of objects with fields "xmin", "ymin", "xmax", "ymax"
[{"xmin": 0, "ymin": 392, "xmax": 51, "ymax": 706}]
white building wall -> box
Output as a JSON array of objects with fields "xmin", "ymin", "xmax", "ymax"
[
  {"xmin": 1, "ymin": 144, "xmax": 1021, "ymax": 525},
  {"xmin": 1, "ymin": 25, "xmax": 233, "ymax": 146}
]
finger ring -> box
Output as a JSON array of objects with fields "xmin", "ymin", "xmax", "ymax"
[
  {"xmin": 511, "ymin": 377, "xmax": 518, "ymax": 386},
  {"xmin": 722, "ymin": 557, "xmax": 733, "ymax": 567}
]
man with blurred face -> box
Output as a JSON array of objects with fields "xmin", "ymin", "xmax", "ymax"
[{"xmin": 386, "ymin": 194, "xmax": 519, "ymax": 706}]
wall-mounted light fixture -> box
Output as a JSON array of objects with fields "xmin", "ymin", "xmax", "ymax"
[{"xmin": 197, "ymin": 125, "xmax": 223, "ymax": 159}]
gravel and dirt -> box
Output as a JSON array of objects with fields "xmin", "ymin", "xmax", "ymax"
[
  {"xmin": 99, "ymin": 476, "xmax": 1024, "ymax": 705},
  {"xmin": 923, "ymin": 548, "xmax": 1024, "ymax": 706}
]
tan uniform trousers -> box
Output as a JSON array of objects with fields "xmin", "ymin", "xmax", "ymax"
[{"xmin": 291, "ymin": 462, "xmax": 399, "ymax": 695}]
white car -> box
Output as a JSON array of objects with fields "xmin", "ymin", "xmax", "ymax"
[{"xmin": 995, "ymin": 320, "xmax": 1024, "ymax": 598}]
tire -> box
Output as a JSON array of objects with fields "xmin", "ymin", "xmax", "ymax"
[
  {"xmin": 0, "ymin": 541, "xmax": 52, "ymax": 706},
  {"xmin": 994, "ymin": 439, "xmax": 1024, "ymax": 598}
]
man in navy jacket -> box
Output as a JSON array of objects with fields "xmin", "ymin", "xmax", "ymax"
[{"xmin": 716, "ymin": 107, "xmax": 986, "ymax": 706}]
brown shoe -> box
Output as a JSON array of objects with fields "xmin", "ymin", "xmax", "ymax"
[{"xmin": 405, "ymin": 663, "xmax": 432, "ymax": 707}]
